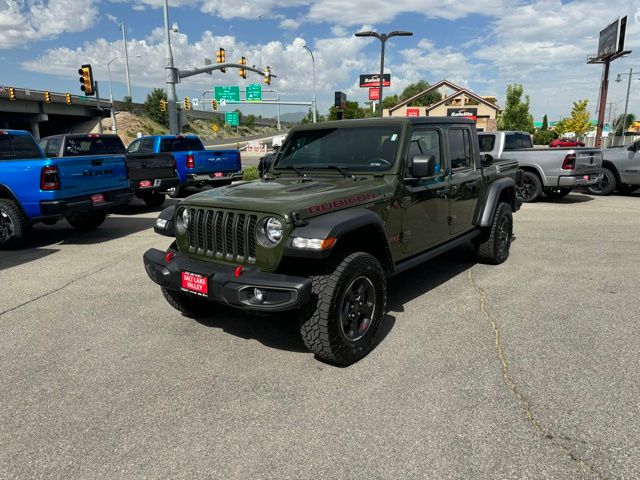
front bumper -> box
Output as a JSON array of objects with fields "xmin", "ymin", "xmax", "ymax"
[
  {"xmin": 131, "ymin": 177, "xmax": 179, "ymax": 195},
  {"xmin": 557, "ymin": 172, "xmax": 603, "ymax": 187},
  {"xmin": 143, "ymin": 248, "xmax": 312, "ymax": 312},
  {"xmin": 185, "ymin": 170, "xmax": 244, "ymax": 185},
  {"xmin": 39, "ymin": 188, "xmax": 132, "ymax": 218}
]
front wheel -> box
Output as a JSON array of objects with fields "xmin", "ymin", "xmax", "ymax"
[
  {"xmin": 66, "ymin": 211, "xmax": 106, "ymax": 232},
  {"xmin": 299, "ymin": 252, "xmax": 387, "ymax": 365},
  {"xmin": 142, "ymin": 192, "xmax": 166, "ymax": 208},
  {"xmin": 587, "ymin": 167, "xmax": 616, "ymax": 195},
  {"xmin": 544, "ymin": 187, "xmax": 571, "ymax": 199},
  {"xmin": 475, "ymin": 202, "xmax": 513, "ymax": 265},
  {"xmin": 0, "ymin": 198, "xmax": 32, "ymax": 250},
  {"xmin": 517, "ymin": 170, "xmax": 543, "ymax": 202}
]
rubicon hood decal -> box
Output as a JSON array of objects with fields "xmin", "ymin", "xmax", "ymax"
[{"xmin": 308, "ymin": 192, "xmax": 376, "ymax": 214}]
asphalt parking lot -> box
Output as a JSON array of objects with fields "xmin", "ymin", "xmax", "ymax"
[{"xmin": 1, "ymin": 192, "xmax": 639, "ymax": 480}]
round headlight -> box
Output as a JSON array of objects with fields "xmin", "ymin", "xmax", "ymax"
[
  {"xmin": 265, "ymin": 217, "xmax": 283, "ymax": 244},
  {"xmin": 181, "ymin": 208, "xmax": 189, "ymax": 228}
]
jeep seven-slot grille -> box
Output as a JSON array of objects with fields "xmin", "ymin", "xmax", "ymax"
[{"xmin": 185, "ymin": 208, "xmax": 258, "ymax": 263}]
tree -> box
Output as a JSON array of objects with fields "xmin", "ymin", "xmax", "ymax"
[
  {"xmin": 244, "ymin": 114, "xmax": 256, "ymax": 128},
  {"xmin": 301, "ymin": 108, "xmax": 325, "ymax": 124},
  {"xmin": 613, "ymin": 113, "xmax": 636, "ymax": 136},
  {"xmin": 541, "ymin": 114, "xmax": 548, "ymax": 131},
  {"xmin": 399, "ymin": 80, "xmax": 441, "ymax": 106},
  {"xmin": 497, "ymin": 84, "xmax": 535, "ymax": 133},
  {"xmin": 143, "ymin": 88, "xmax": 168, "ymax": 127},
  {"xmin": 563, "ymin": 100, "xmax": 591, "ymax": 136},
  {"xmin": 381, "ymin": 94, "xmax": 399, "ymax": 110},
  {"xmin": 328, "ymin": 101, "xmax": 368, "ymax": 120},
  {"xmin": 533, "ymin": 129, "xmax": 558, "ymax": 145},
  {"xmin": 122, "ymin": 96, "xmax": 134, "ymax": 113}
]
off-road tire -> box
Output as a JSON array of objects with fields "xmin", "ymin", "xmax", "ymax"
[
  {"xmin": 587, "ymin": 167, "xmax": 616, "ymax": 196},
  {"xmin": 0, "ymin": 199, "xmax": 32, "ymax": 250},
  {"xmin": 616, "ymin": 184, "xmax": 639, "ymax": 195},
  {"xmin": 142, "ymin": 192, "xmax": 166, "ymax": 208},
  {"xmin": 544, "ymin": 187, "xmax": 571, "ymax": 199},
  {"xmin": 475, "ymin": 202, "xmax": 513, "ymax": 265},
  {"xmin": 66, "ymin": 211, "xmax": 106, "ymax": 232},
  {"xmin": 299, "ymin": 252, "xmax": 387, "ymax": 365},
  {"xmin": 161, "ymin": 287, "xmax": 212, "ymax": 318},
  {"xmin": 517, "ymin": 170, "xmax": 543, "ymax": 202}
]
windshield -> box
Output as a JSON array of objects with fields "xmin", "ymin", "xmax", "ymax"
[
  {"xmin": 160, "ymin": 137, "xmax": 204, "ymax": 152},
  {"xmin": 64, "ymin": 136, "xmax": 126, "ymax": 156},
  {"xmin": 274, "ymin": 126, "xmax": 401, "ymax": 172}
]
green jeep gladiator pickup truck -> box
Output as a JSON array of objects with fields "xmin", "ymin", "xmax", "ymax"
[{"xmin": 144, "ymin": 117, "xmax": 522, "ymax": 365}]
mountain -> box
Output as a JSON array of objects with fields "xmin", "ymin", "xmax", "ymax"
[{"xmin": 279, "ymin": 111, "xmax": 307, "ymax": 123}]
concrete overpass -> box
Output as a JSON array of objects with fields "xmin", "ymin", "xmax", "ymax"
[{"xmin": 0, "ymin": 87, "xmax": 110, "ymax": 139}]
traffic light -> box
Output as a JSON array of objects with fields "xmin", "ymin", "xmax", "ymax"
[
  {"xmin": 65, "ymin": 93, "xmax": 72, "ymax": 105},
  {"xmin": 239, "ymin": 56, "xmax": 247, "ymax": 79},
  {"xmin": 264, "ymin": 66, "xmax": 271, "ymax": 85},
  {"xmin": 159, "ymin": 99, "xmax": 167, "ymax": 112},
  {"xmin": 184, "ymin": 96, "xmax": 191, "ymax": 111},
  {"xmin": 212, "ymin": 99, "xmax": 218, "ymax": 111},
  {"xmin": 78, "ymin": 64, "xmax": 95, "ymax": 96},
  {"xmin": 44, "ymin": 91, "xmax": 51, "ymax": 103},
  {"xmin": 216, "ymin": 48, "xmax": 226, "ymax": 73},
  {"xmin": 8, "ymin": 87, "xmax": 16, "ymax": 101}
]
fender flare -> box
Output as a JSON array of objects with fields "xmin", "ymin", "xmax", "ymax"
[
  {"xmin": 477, "ymin": 177, "xmax": 517, "ymax": 228},
  {"xmin": 284, "ymin": 208, "xmax": 392, "ymax": 260},
  {"xmin": 0, "ymin": 184, "xmax": 29, "ymax": 218}
]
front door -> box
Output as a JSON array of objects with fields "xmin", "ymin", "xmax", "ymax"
[
  {"xmin": 446, "ymin": 127, "xmax": 481, "ymax": 236},
  {"xmin": 401, "ymin": 127, "xmax": 451, "ymax": 255}
]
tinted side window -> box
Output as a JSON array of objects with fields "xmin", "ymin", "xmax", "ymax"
[
  {"xmin": 449, "ymin": 129, "xmax": 472, "ymax": 170},
  {"xmin": 478, "ymin": 134, "xmax": 495, "ymax": 152},
  {"xmin": 505, "ymin": 134, "xmax": 531, "ymax": 150},
  {"xmin": 127, "ymin": 139, "xmax": 141, "ymax": 153},
  {"xmin": 46, "ymin": 137, "xmax": 61, "ymax": 157},
  {"xmin": 408, "ymin": 129, "xmax": 442, "ymax": 175},
  {"xmin": 160, "ymin": 137, "xmax": 203, "ymax": 152},
  {"xmin": 11, "ymin": 135, "xmax": 43, "ymax": 159},
  {"xmin": 0, "ymin": 136, "xmax": 14, "ymax": 159},
  {"xmin": 139, "ymin": 138, "xmax": 155, "ymax": 153}
]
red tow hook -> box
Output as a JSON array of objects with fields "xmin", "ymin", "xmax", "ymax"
[
  {"xmin": 234, "ymin": 266, "xmax": 245, "ymax": 278},
  {"xmin": 165, "ymin": 251, "xmax": 175, "ymax": 262}
]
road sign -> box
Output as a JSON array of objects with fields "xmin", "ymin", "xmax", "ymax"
[
  {"xmin": 78, "ymin": 95, "xmax": 92, "ymax": 102},
  {"xmin": 211, "ymin": 124, "xmax": 219, "ymax": 132},
  {"xmin": 192, "ymin": 98, "xmax": 199, "ymax": 107},
  {"xmin": 369, "ymin": 87, "xmax": 380, "ymax": 101},
  {"xmin": 246, "ymin": 84, "xmax": 262, "ymax": 101},
  {"xmin": 215, "ymin": 86, "xmax": 240, "ymax": 102},
  {"xmin": 225, "ymin": 111, "xmax": 239, "ymax": 126}
]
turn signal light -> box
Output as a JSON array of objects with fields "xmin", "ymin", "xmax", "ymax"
[
  {"xmin": 186, "ymin": 154, "xmax": 195, "ymax": 169},
  {"xmin": 40, "ymin": 165, "xmax": 60, "ymax": 190},
  {"xmin": 291, "ymin": 237, "xmax": 337, "ymax": 250}
]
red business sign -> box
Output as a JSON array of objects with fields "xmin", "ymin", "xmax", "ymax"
[
  {"xmin": 359, "ymin": 74, "xmax": 391, "ymax": 88},
  {"xmin": 369, "ymin": 88, "xmax": 380, "ymax": 100},
  {"xmin": 407, "ymin": 108, "xmax": 420, "ymax": 117}
]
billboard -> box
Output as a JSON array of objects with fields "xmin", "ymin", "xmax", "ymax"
[
  {"xmin": 369, "ymin": 88, "xmax": 380, "ymax": 100},
  {"xmin": 597, "ymin": 16, "xmax": 627, "ymax": 59},
  {"xmin": 448, "ymin": 108, "xmax": 477, "ymax": 121},
  {"xmin": 359, "ymin": 74, "xmax": 391, "ymax": 88}
]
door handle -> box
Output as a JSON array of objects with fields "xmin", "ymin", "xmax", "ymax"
[{"xmin": 436, "ymin": 188, "xmax": 450, "ymax": 198}]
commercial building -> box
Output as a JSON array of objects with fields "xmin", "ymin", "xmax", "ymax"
[{"xmin": 384, "ymin": 80, "xmax": 500, "ymax": 132}]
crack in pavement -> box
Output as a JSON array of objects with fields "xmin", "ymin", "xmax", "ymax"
[
  {"xmin": 467, "ymin": 268, "xmax": 608, "ymax": 480},
  {"xmin": 0, "ymin": 243, "xmax": 154, "ymax": 318}
]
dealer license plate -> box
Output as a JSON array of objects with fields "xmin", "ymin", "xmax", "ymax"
[
  {"xmin": 91, "ymin": 194, "xmax": 105, "ymax": 205},
  {"xmin": 181, "ymin": 272, "xmax": 208, "ymax": 296},
  {"xmin": 139, "ymin": 180, "xmax": 153, "ymax": 188}
]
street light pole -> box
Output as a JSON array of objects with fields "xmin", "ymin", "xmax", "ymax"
[
  {"xmin": 355, "ymin": 30, "xmax": 413, "ymax": 117},
  {"xmin": 163, "ymin": 0, "xmax": 179, "ymax": 135},
  {"xmin": 615, "ymin": 68, "xmax": 640, "ymax": 145},
  {"xmin": 303, "ymin": 45, "xmax": 317, "ymax": 123},
  {"xmin": 120, "ymin": 21, "xmax": 133, "ymax": 101},
  {"xmin": 106, "ymin": 56, "xmax": 120, "ymax": 134}
]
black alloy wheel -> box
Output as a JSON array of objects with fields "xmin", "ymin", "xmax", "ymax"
[
  {"xmin": 339, "ymin": 276, "xmax": 376, "ymax": 342},
  {"xmin": 0, "ymin": 209, "xmax": 14, "ymax": 243},
  {"xmin": 517, "ymin": 171, "xmax": 542, "ymax": 202}
]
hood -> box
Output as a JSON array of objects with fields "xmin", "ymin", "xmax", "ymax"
[{"xmin": 182, "ymin": 175, "xmax": 393, "ymax": 220}]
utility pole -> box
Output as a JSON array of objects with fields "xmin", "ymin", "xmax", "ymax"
[
  {"xmin": 120, "ymin": 21, "xmax": 133, "ymax": 101},
  {"xmin": 615, "ymin": 67, "xmax": 640, "ymax": 144},
  {"xmin": 163, "ymin": 0, "xmax": 179, "ymax": 135}
]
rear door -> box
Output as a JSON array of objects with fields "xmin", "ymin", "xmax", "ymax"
[
  {"xmin": 401, "ymin": 126, "xmax": 451, "ymax": 254},
  {"xmin": 447, "ymin": 126, "xmax": 481, "ymax": 236}
]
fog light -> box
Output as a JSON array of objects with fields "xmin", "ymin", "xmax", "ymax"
[
  {"xmin": 156, "ymin": 218, "xmax": 168, "ymax": 229},
  {"xmin": 252, "ymin": 288, "xmax": 264, "ymax": 303}
]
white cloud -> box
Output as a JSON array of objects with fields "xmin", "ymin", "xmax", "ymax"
[
  {"xmin": 279, "ymin": 18, "xmax": 300, "ymax": 30},
  {"xmin": 0, "ymin": 0, "xmax": 99, "ymax": 49}
]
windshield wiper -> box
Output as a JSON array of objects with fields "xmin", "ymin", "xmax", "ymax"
[
  {"xmin": 308, "ymin": 165, "xmax": 353, "ymax": 178},
  {"xmin": 281, "ymin": 165, "xmax": 307, "ymax": 178}
]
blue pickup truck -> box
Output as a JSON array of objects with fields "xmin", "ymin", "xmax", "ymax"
[
  {"xmin": 0, "ymin": 130, "xmax": 131, "ymax": 249},
  {"xmin": 135, "ymin": 135, "xmax": 242, "ymax": 197}
]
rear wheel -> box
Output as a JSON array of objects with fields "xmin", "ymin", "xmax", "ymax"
[
  {"xmin": 616, "ymin": 184, "xmax": 639, "ymax": 195},
  {"xmin": 587, "ymin": 167, "xmax": 616, "ymax": 195},
  {"xmin": 517, "ymin": 170, "xmax": 543, "ymax": 202},
  {"xmin": 141, "ymin": 192, "xmax": 166, "ymax": 208},
  {"xmin": 544, "ymin": 187, "xmax": 571, "ymax": 199},
  {"xmin": 475, "ymin": 202, "xmax": 513, "ymax": 265},
  {"xmin": 161, "ymin": 287, "xmax": 212, "ymax": 318},
  {"xmin": 299, "ymin": 252, "xmax": 387, "ymax": 365},
  {"xmin": 66, "ymin": 211, "xmax": 106, "ymax": 232},
  {"xmin": 0, "ymin": 199, "xmax": 32, "ymax": 250}
]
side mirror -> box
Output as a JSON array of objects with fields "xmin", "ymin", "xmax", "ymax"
[
  {"xmin": 481, "ymin": 154, "xmax": 493, "ymax": 166},
  {"xmin": 410, "ymin": 155, "xmax": 436, "ymax": 178}
]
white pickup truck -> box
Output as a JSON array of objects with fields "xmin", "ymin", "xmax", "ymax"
[
  {"xmin": 479, "ymin": 131, "xmax": 603, "ymax": 202},
  {"xmin": 587, "ymin": 140, "xmax": 640, "ymax": 195}
]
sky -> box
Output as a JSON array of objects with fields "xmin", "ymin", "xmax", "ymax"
[{"xmin": 2, "ymin": 0, "xmax": 640, "ymax": 122}]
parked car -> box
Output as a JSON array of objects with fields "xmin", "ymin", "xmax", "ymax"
[
  {"xmin": 550, "ymin": 138, "xmax": 585, "ymax": 148},
  {"xmin": 144, "ymin": 117, "xmax": 522, "ymax": 365},
  {"xmin": 0, "ymin": 130, "xmax": 130, "ymax": 249},
  {"xmin": 588, "ymin": 139, "xmax": 640, "ymax": 195},
  {"xmin": 479, "ymin": 131, "xmax": 602, "ymax": 202},
  {"xmin": 39, "ymin": 133, "xmax": 179, "ymax": 208},
  {"xmin": 135, "ymin": 135, "xmax": 243, "ymax": 198}
]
